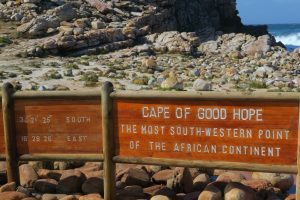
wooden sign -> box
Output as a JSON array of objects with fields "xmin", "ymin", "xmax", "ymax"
[
  {"xmin": 14, "ymin": 99, "xmax": 102, "ymax": 154},
  {"xmin": 114, "ymin": 99, "xmax": 299, "ymax": 166}
]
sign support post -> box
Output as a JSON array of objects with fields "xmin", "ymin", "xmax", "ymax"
[
  {"xmin": 2, "ymin": 82, "xmax": 19, "ymax": 184},
  {"xmin": 297, "ymin": 101, "xmax": 300, "ymax": 200},
  {"xmin": 102, "ymin": 82, "xmax": 116, "ymax": 200}
]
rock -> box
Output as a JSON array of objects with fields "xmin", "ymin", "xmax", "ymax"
[
  {"xmin": 193, "ymin": 79, "xmax": 212, "ymax": 91},
  {"xmin": 79, "ymin": 194, "xmax": 103, "ymax": 200},
  {"xmin": 241, "ymin": 179, "xmax": 272, "ymax": 191},
  {"xmin": 224, "ymin": 182, "xmax": 260, "ymax": 200},
  {"xmin": 151, "ymin": 195, "xmax": 171, "ymax": 200},
  {"xmin": 28, "ymin": 161, "xmax": 52, "ymax": 171},
  {"xmin": 92, "ymin": 20, "xmax": 106, "ymax": 29},
  {"xmin": 57, "ymin": 170, "xmax": 86, "ymax": 194},
  {"xmin": 0, "ymin": 182, "xmax": 16, "ymax": 192},
  {"xmin": 37, "ymin": 169, "xmax": 62, "ymax": 181},
  {"xmin": 167, "ymin": 167, "xmax": 193, "ymax": 193},
  {"xmin": 86, "ymin": 0, "xmax": 112, "ymax": 13},
  {"xmin": 193, "ymin": 174, "xmax": 210, "ymax": 191},
  {"xmin": 252, "ymin": 172, "xmax": 293, "ymax": 191},
  {"xmin": 143, "ymin": 185, "xmax": 166, "ymax": 196},
  {"xmin": 153, "ymin": 187, "xmax": 175, "ymax": 199},
  {"xmin": 121, "ymin": 168, "xmax": 150, "ymax": 187},
  {"xmin": 183, "ymin": 191, "xmax": 201, "ymax": 200},
  {"xmin": 117, "ymin": 185, "xmax": 146, "ymax": 199},
  {"xmin": 16, "ymin": 186, "xmax": 31, "ymax": 197},
  {"xmin": 141, "ymin": 57, "xmax": 157, "ymax": 70},
  {"xmin": 199, "ymin": 33, "xmax": 275, "ymax": 56},
  {"xmin": 243, "ymin": 35, "xmax": 275, "ymax": 56},
  {"xmin": 161, "ymin": 72, "xmax": 183, "ymax": 90},
  {"xmin": 0, "ymin": 191, "xmax": 27, "ymax": 200},
  {"xmin": 254, "ymin": 66, "xmax": 274, "ymax": 78},
  {"xmin": 34, "ymin": 179, "xmax": 58, "ymax": 193},
  {"xmin": 285, "ymin": 194, "xmax": 296, "ymax": 200},
  {"xmin": 54, "ymin": 4, "xmax": 77, "ymax": 22},
  {"xmin": 154, "ymin": 31, "xmax": 199, "ymax": 53},
  {"xmin": 152, "ymin": 169, "xmax": 174, "ymax": 184},
  {"xmin": 82, "ymin": 177, "xmax": 104, "ymax": 195},
  {"xmin": 59, "ymin": 195, "xmax": 79, "ymax": 200},
  {"xmin": 198, "ymin": 185, "xmax": 222, "ymax": 200},
  {"xmin": 216, "ymin": 172, "xmax": 245, "ymax": 183},
  {"xmin": 19, "ymin": 164, "xmax": 39, "ymax": 187},
  {"xmin": 41, "ymin": 194, "xmax": 67, "ymax": 200},
  {"xmin": 23, "ymin": 198, "xmax": 38, "ymax": 200}
]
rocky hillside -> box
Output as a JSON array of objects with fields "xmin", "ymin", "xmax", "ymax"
[
  {"xmin": 0, "ymin": 0, "xmax": 299, "ymax": 93},
  {"xmin": 0, "ymin": 0, "xmax": 272, "ymax": 57}
]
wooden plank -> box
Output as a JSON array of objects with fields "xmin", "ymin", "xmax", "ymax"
[
  {"xmin": 114, "ymin": 99, "xmax": 299, "ymax": 169},
  {"xmin": 111, "ymin": 91, "xmax": 300, "ymax": 100},
  {"xmin": 2, "ymin": 83, "xmax": 19, "ymax": 184},
  {"xmin": 14, "ymin": 91, "xmax": 101, "ymax": 99},
  {"xmin": 19, "ymin": 154, "xmax": 104, "ymax": 161},
  {"xmin": 102, "ymin": 82, "xmax": 116, "ymax": 200},
  {"xmin": 14, "ymin": 98, "xmax": 103, "ymax": 154},
  {"xmin": 113, "ymin": 156, "xmax": 297, "ymax": 174}
]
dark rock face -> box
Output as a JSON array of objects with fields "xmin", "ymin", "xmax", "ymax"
[
  {"xmin": 133, "ymin": 0, "xmax": 244, "ymax": 39},
  {"xmin": 174, "ymin": 0, "xmax": 242, "ymax": 35}
]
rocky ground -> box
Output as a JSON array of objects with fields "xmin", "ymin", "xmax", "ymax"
[
  {"xmin": 0, "ymin": 161, "xmax": 297, "ymax": 200},
  {"xmin": 0, "ymin": 0, "xmax": 298, "ymax": 92},
  {"xmin": 0, "ymin": 0, "xmax": 299, "ymax": 199}
]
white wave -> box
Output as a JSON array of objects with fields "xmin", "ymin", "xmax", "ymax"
[{"xmin": 275, "ymin": 32, "xmax": 300, "ymax": 46}]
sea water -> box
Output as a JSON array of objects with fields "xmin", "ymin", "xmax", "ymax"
[{"xmin": 268, "ymin": 24, "xmax": 300, "ymax": 51}]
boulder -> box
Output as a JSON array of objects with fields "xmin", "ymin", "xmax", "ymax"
[
  {"xmin": 79, "ymin": 194, "xmax": 103, "ymax": 200},
  {"xmin": 41, "ymin": 194, "xmax": 67, "ymax": 200},
  {"xmin": 252, "ymin": 172, "xmax": 294, "ymax": 191},
  {"xmin": 151, "ymin": 195, "xmax": 171, "ymax": 200},
  {"xmin": 198, "ymin": 185, "xmax": 222, "ymax": 200},
  {"xmin": 193, "ymin": 79, "xmax": 212, "ymax": 91},
  {"xmin": 167, "ymin": 167, "xmax": 193, "ymax": 193},
  {"xmin": 121, "ymin": 168, "xmax": 150, "ymax": 187},
  {"xmin": 0, "ymin": 191, "xmax": 27, "ymax": 200},
  {"xmin": 19, "ymin": 164, "xmax": 39, "ymax": 187},
  {"xmin": 154, "ymin": 31, "xmax": 199, "ymax": 53},
  {"xmin": 224, "ymin": 182, "xmax": 261, "ymax": 200},
  {"xmin": 57, "ymin": 169, "xmax": 86, "ymax": 194},
  {"xmin": 117, "ymin": 185, "xmax": 146, "ymax": 199},
  {"xmin": 193, "ymin": 174, "xmax": 210, "ymax": 191},
  {"xmin": 0, "ymin": 182, "xmax": 16, "ymax": 192},
  {"xmin": 216, "ymin": 172, "xmax": 245, "ymax": 183},
  {"xmin": 152, "ymin": 169, "xmax": 174, "ymax": 184},
  {"xmin": 161, "ymin": 72, "xmax": 183, "ymax": 90},
  {"xmin": 34, "ymin": 179, "xmax": 58, "ymax": 193},
  {"xmin": 82, "ymin": 177, "xmax": 104, "ymax": 195},
  {"xmin": 241, "ymin": 179, "xmax": 272, "ymax": 191}
]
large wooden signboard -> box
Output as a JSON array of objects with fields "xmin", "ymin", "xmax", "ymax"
[
  {"xmin": 14, "ymin": 99, "xmax": 102, "ymax": 154},
  {"xmin": 114, "ymin": 99, "xmax": 299, "ymax": 166}
]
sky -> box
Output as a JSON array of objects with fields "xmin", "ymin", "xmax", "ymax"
[{"xmin": 237, "ymin": 0, "xmax": 300, "ymax": 24}]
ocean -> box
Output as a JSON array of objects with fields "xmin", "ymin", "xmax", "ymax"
[{"xmin": 268, "ymin": 24, "xmax": 300, "ymax": 51}]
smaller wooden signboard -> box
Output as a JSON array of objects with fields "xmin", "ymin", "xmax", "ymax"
[{"xmin": 14, "ymin": 98, "xmax": 102, "ymax": 154}]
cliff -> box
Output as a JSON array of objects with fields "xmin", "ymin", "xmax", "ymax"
[{"xmin": 0, "ymin": 0, "xmax": 272, "ymax": 56}]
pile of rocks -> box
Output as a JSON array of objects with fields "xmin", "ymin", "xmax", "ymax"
[
  {"xmin": 0, "ymin": 0, "xmax": 272, "ymax": 57},
  {"xmin": 0, "ymin": 161, "xmax": 296, "ymax": 200}
]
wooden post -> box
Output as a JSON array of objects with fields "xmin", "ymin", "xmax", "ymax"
[
  {"xmin": 297, "ymin": 101, "xmax": 300, "ymax": 200},
  {"xmin": 2, "ymin": 82, "xmax": 19, "ymax": 184},
  {"xmin": 102, "ymin": 82, "xmax": 116, "ymax": 200}
]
